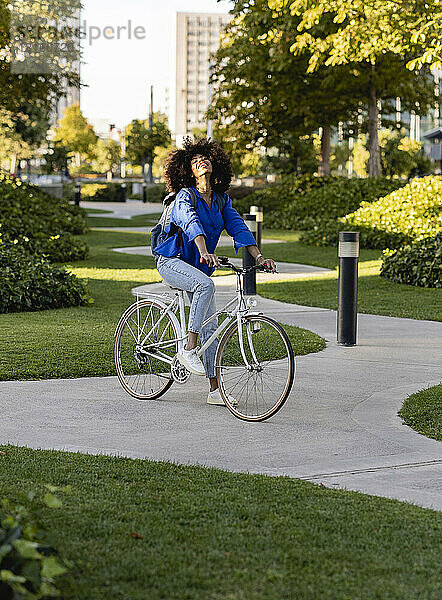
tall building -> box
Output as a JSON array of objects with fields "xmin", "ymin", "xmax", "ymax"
[
  {"xmin": 51, "ymin": 8, "xmax": 81, "ymax": 127},
  {"xmin": 172, "ymin": 11, "xmax": 231, "ymax": 145}
]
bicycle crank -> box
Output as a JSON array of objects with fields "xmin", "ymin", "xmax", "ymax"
[{"xmin": 171, "ymin": 356, "xmax": 191, "ymax": 384}]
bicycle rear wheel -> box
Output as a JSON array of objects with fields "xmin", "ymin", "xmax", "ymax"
[
  {"xmin": 216, "ymin": 316, "xmax": 295, "ymax": 421},
  {"xmin": 114, "ymin": 300, "xmax": 177, "ymax": 400}
]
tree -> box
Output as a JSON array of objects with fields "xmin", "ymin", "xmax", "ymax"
[
  {"xmin": 0, "ymin": 108, "xmax": 33, "ymax": 172},
  {"xmin": 273, "ymin": 0, "xmax": 440, "ymax": 175},
  {"xmin": 90, "ymin": 138, "xmax": 121, "ymax": 177},
  {"xmin": 379, "ymin": 129, "xmax": 433, "ymax": 178},
  {"xmin": 0, "ymin": 1, "xmax": 81, "ymax": 120},
  {"xmin": 41, "ymin": 140, "xmax": 70, "ymax": 175},
  {"xmin": 125, "ymin": 113, "xmax": 171, "ymax": 182},
  {"xmin": 52, "ymin": 104, "xmax": 98, "ymax": 167},
  {"xmin": 209, "ymin": 0, "xmax": 383, "ymax": 175}
]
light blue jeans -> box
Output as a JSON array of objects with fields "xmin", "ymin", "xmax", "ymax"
[{"xmin": 156, "ymin": 256, "xmax": 218, "ymax": 378}]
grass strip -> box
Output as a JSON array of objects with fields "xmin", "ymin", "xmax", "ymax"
[
  {"xmin": 85, "ymin": 208, "xmax": 112, "ymax": 214},
  {"xmin": 0, "ymin": 445, "xmax": 440, "ymax": 600},
  {"xmin": 86, "ymin": 213, "xmax": 161, "ymax": 228},
  {"xmin": 258, "ymin": 260, "xmax": 441, "ymax": 321},
  {"xmin": 0, "ymin": 230, "xmax": 324, "ymax": 381},
  {"xmin": 398, "ymin": 384, "xmax": 442, "ymax": 441}
]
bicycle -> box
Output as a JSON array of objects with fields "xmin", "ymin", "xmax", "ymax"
[{"xmin": 114, "ymin": 256, "xmax": 295, "ymax": 421}]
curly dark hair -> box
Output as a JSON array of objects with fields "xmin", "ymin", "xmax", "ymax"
[{"xmin": 163, "ymin": 137, "xmax": 233, "ymax": 194}]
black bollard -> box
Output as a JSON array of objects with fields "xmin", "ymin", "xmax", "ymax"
[
  {"xmin": 249, "ymin": 205, "xmax": 263, "ymax": 250},
  {"xmin": 337, "ymin": 231, "xmax": 359, "ymax": 346},
  {"xmin": 142, "ymin": 181, "xmax": 147, "ymax": 203},
  {"xmin": 121, "ymin": 182, "xmax": 127, "ymax": 203},
  {"xmin": 74, "ymin": 182, "xmax": 81, "ymax": 206},
  {"xmin": 242, "ymin": 213, "xmax": 257, "ymax": 295}
]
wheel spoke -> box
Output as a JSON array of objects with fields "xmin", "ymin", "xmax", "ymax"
[
  {"xmin": 217, "ymin": 317, "xmax": 294, "ymax": 421},
  {"xmin": 115, "ymin": 301, "xmax": 177, "ymax": 401}
]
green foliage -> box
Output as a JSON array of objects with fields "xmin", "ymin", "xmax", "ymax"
[
  {"xmin": 52, "ymin": 104, "xmax": 97, "ymax": 158},
  {"xmin": 0, "ymin": 244, "xmax": 90, "ymax": 313},
  {"xmin": 0, "ymin": 487, "xmax": 70, "ymax": 599},
  {"xmin": 0, "ymin": 172, "xmax": 88, "ymax": 262},
  {"xmin": 125, "ymin": 113, "xmax": 171, "ymax": 172},
  {"xmin": 283, "ymin": 1, "xmax": 442, "ymax": 72},
  {"xmin": 209, "ymin": 1, "xmax": 361, "ymax": 175},
  {"xmin": 80, "ymin": 182, "xmax": 124, "ymax": 203},
  {"xmin": 342, "ymin": 175, "xmax": 442, "ymax": 249},
  {"xmin": 144, "ymin": 183, "xmax": 166, "ymax": 203},
  {"xmin": 232, "ymin": 174, "xmax": 337, "ymax": 222},
  {"xmin": 90, "ymin": 138, "xmax": 121, "ymax": 175},
  {"xmin": 379, "ymin": 129, "xmax": 434, "ymax": 178},
  {"xmin": 297, "ymin": 177, "xmax": 407, "ymax": 245},
  {"xmin": 398, "ymin": 384, "xmax": 442, "ymax": 441},
  {"xmin": 380, "ymin": 234, "xmax": 441, "ymax": 288}
]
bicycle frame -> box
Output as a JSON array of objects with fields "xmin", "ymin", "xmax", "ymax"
[{"xmin": 134, "ymin": 268, "xmax": 258, "ymax": 369}]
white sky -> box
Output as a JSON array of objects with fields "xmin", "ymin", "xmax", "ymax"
[{"xmin": 80, "ymin": 0, "xmax": 232, "ymax": 129}]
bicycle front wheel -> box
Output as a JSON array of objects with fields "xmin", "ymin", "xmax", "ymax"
[
  {"xmin": 114, "ymin": 300, "xmax": 177, "ymax": 401},
  {"xmin": 216, "ymin": 316, "xmax": 295, "ymax": 421}
]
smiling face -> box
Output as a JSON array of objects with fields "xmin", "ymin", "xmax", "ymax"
[{"xmin": 191, "ymin": 154, "xmax": 213, "ymax": 178}]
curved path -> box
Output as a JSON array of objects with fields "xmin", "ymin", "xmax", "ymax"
[{"xmin": 0, "ymin": 275, "xmax": 440, "ymax": 510}]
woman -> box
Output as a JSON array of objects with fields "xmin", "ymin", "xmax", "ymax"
[{"xmin": 153, "ymin": 137, "xmax": 276, "ymax": 406}]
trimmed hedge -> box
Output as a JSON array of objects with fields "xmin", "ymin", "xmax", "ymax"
[
  {"xmin": 0, "ymin": 173, "xmax": 88, "ymax": 262},
  {"xmin": 231, "ymin": 174, "xmax": 337, "ymax": 222},
  {"xmin": 380, "ymin": 233, "xmax": 441, "ymax": 288},
  {"xmin": 80, "ymin": 182, "xmax": 124, "ymax": 202},
  {"xmin": 145, "ymin": 183, "xmax": 166, "ymax": 203},
  {"xmin": 287, "ymin": 177, "xmax": 405, "ymax": 236},
  {"xmin": 0, "ymin": 244, "xmax": 91, "ymax": 313},
  {"xmin": 341, "ymin": 175, "xmax": 442, "ymax": 249}
]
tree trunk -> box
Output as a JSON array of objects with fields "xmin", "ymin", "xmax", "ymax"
[
  {"xmin": 319, "ymin": 125, "xmax": 331, "ymax": 176},
  {"xmin": 368, "ymin": 65, "xmax": 381, "ymax": 177}
]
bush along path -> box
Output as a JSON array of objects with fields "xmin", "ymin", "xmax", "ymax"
[{"xmin": 0, "ymin": 174, "xmax": 90, "ymax": 313}]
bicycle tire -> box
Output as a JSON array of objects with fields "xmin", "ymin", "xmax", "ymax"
[{"xmin": 215, "ymin": 315, "xmax": 295, "ymax": 421}]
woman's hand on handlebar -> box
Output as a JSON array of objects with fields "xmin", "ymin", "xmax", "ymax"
[
  {"xmin": 257, "ymin": 257, "xmax": 277, "ymax": 272},
  {"xmin": 200, "ymin": 252, "xmax": 220, "ymax": 268}
]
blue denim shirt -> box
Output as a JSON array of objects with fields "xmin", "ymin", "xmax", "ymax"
[{"xmin": 154, "ymin": 187, "xmax": 256, "ymax": 276}]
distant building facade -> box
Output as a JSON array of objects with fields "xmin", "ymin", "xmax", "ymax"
[
  {"xmin": 172, "ymin": 11, "xmax": 230, "ymax": 145},
  {"xmin": 51, "ymin": 7, "xmax": 81, "ymax": 127}
]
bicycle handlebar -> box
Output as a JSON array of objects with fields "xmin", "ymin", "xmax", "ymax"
[{"xmin": 217, "ymin": 256, "xmax": 277, "ymax": 274}]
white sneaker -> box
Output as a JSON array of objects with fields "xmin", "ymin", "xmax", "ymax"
[
  {"xmin": 207, "ymin": 389, "xmax": 238, "ymax": 406},
  {"xmin": 177, "ymin": 347, "xmax": 205, "ymax": 376}
]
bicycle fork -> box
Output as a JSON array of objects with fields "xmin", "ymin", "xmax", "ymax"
[{"xmin": 236, "ymin": 312, "xmax": 259, "ymax": 370}]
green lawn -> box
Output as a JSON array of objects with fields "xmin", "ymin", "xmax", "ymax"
[
  {"xmin": 257, "ymin": 258, "xmax": 441, "ymax": 321},
  {"xmin": 399, "ymin": 384, "xmax": 442, "ymax": 441},
  {"xmin": 220, "ymin": 229, "xmax": 441, "ymax": 321},
  {"xmin": 85, "ymin": 208, "xmax": 112, "ymax": 214},
  {"xmin": 86, "ymin": 212, "xmax": 161, "ymax": 228},
  {"xmin": 1, "ymin": 446, "xmax": 441, "ymax": 600},
  {"xmin": 0, "ymin": 230, "xmax": 324, "ymax": 381}
]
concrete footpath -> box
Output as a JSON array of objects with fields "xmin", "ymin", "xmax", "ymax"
[{"xmin": 1, "ymin": 277, "xmax": 441, "ymax": 511}]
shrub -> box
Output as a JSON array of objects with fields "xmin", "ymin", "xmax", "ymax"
[
  {"xmin": 144, "ymin": 183, "xmax": 166, "ymax": 203},
  {"xmin": 380, "ymin": 233, "xmax": 441, "ymax": 288},
  {"xmin": 0, "ymin": 173, "xmax": 88, "ymax": 262},
  {"xmin": 0, "ymin": 488, "xmax": 70, "ymax": 599},
  {"xmin": 0, "ymin": 244, "xmax": 91, "ymax": 313},
  {"xmin": 342, "ymin": 175, "xmax": 442, "ymax": 249},
  {"xmin": 231, "ymin": 174, "xmax": 337, "ymax": 222},
  {"xmin": 284, "ymin": 177, "xmax": 405, "ymax": 234},
  {"xmin": 80, "ymin": 182, "xmax": 124, "ymax": 202}
]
